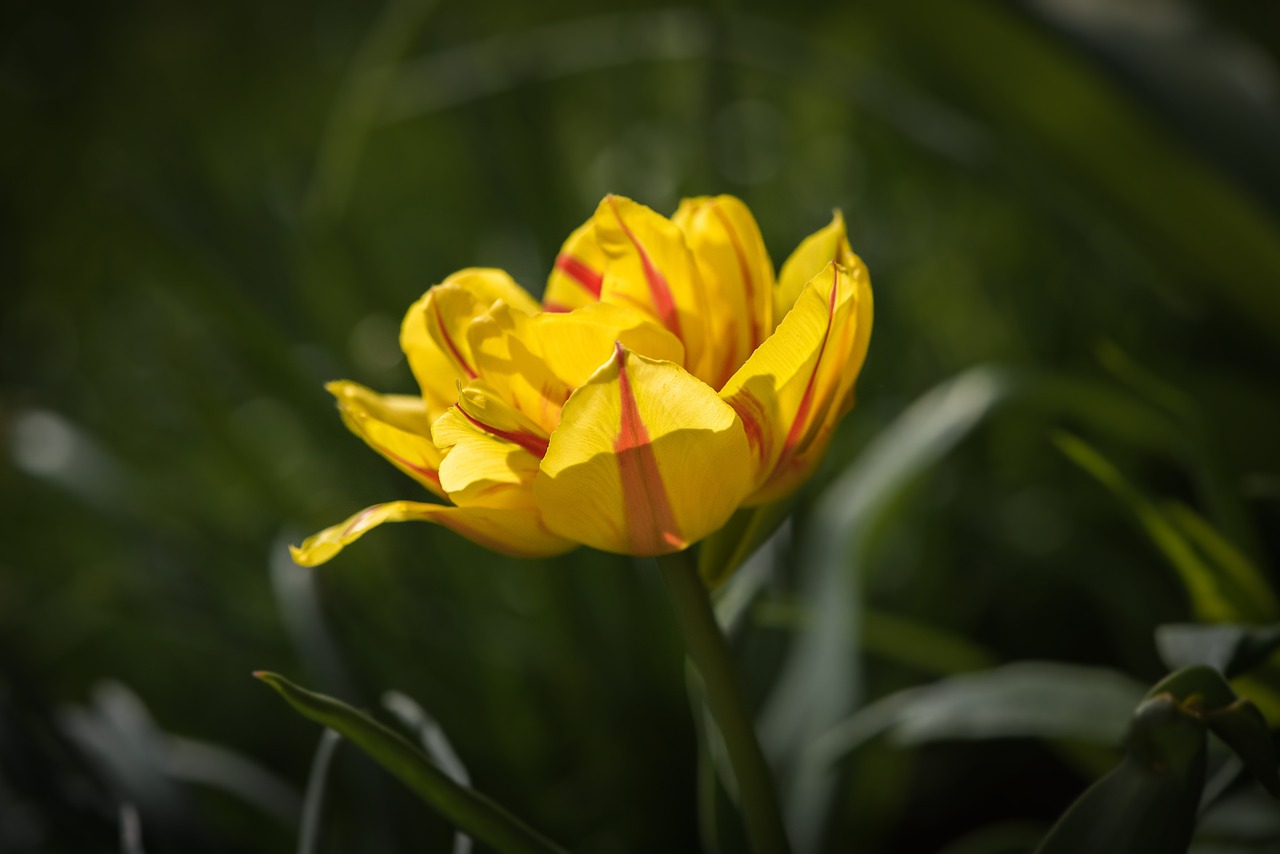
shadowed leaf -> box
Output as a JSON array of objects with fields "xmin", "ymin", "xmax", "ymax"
[{"xmin": 254, "ymin": 672, "xmax": 566, "ymax": 854}]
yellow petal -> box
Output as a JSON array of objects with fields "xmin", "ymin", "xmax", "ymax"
[
  {"xmin": 544, "ymin": 219, "xmax": 606, "ymax": 312},
  {"xmin": 327, "ymin": 380, "xmax": 446, "ymax": 497},
  {"xmin": 466, "ymin": 299, "xmax": 685, "ymax": 435},
  {"xmin": 720, "ymin": 260, "xmax": 873, "ymax": 505},
  {"xmin": 456, "ymin": 381, "xmax": 551, "ymax": 454},
  {"xmin": 290, "ymin": 500, "xmax": 575, "ymax": 566},
  {"xmin": 536, "ymin": 344, "xmax": 752, "ymax": 556},
  {"xmin": 673, "ymin": 195, "xmax": 775, "ymax": 387},
  {"xmin": 592, "ymin": 195, "xmax": 718, "ymax": 385},
  {"xmin": 774, "ymin": 211, "xmax": 861, "ymax": 326},
  {"xmin": 400, "ymin": 268, "xmax": 540, "ymax": 418},
  {"xmin": 431, "ymin": 405, "xmax": 544, "ymax": 507}
]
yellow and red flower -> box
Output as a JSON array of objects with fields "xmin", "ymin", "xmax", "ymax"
[{"xmin": 292, "ymin": 194, "xmax": 872, "ymax": 565}]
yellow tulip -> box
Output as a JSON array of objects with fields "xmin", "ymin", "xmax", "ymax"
[{"xmin": 292, "ymin": 194, "xmax": 872, "ymax": 565}]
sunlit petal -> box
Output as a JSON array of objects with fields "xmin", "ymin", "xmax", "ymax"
[
  {"xmin": 432, "ymin": 405, "xmax": 544, "ymax": 507},
  {"xmin": 720, "ymin": 260, "xmax": 872, "ymax": 504},
  {"xmin": 290, "ymin": 500, "xmax": 575, "ymax": 566},
  {"xmin": 466, "ymin": 299, "xmax": 685, "ymax": 434},
  {"xmin": 536, "ymin": 344, "xmax": 752, "ymax": 556},
  {"xmin": 592, "ymin": 195, "xmax": 718, "ymax": 384},
  {"xmin": 774, "ymin": 211, "xmax": 860, "ymax": 326},
  {"xmin": 544, "ymin": 219, "xmax": 606, "ymax": 312},
  {"xmin": 673, "ymin": 194, "xmax": 775, "ymax": 387},
  {"xmin": 400, "ymin": 268, "xmax": 540, "ymax": 418},
  {"xmin": 326, "ymin": 380, "xmax": 445, "ymax": 497}
]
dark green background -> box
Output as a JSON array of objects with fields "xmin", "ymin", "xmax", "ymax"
[{"xmin": 5, "ymin": 0, "xmax": 1280, "ymax": 851}]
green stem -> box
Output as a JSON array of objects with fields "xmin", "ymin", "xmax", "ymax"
[{"xmin": 656, "ymin": 551, "xmax": 791, "ymax": 854}]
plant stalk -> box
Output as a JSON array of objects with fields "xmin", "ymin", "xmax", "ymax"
[{"xmin": 655, "ymin": 551, "xmax": 791, "ymax": 854}]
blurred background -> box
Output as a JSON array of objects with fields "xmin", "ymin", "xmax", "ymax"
[{"xmin": 5, "ymin": 0, "xmax": 1280, "ymax": 851}]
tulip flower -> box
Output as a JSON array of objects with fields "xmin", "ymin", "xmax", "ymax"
[{"xmin": 292, "ymin": 194, "xmax": 872, "ymax": 566}]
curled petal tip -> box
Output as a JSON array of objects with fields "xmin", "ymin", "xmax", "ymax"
[{"xmin": 289, "ymin": 541, "xmax": 330, "ymax": 568}]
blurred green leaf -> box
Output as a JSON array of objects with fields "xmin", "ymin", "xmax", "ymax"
[
  {"xmin": 1197, "ymin": 785, "xmax": 1280, "ymax": 847},
  {"xmin": 1156, "ymin": 623, "xmax": 1280, "ymax": 678},
  {"xmin": 761, "ymin": 366, "xmax": 1021, "ymax": 852},
  {"xmin": 297, "ymin": 729, "xmax": 341, "ymax": 854},
  {"xmin": 860, "ymin": 609, "xmax": 996, "ymax": 677},
  {"xmin": 873, "ymin": 0, "xmax": 1280, "ymax": 341},
  {"xmin": 1165, "ymin": 504, "xmax": 1276, "ymax": 617},
  {"xmin": 699, "ymin": 499, "xmax": 794, "ymax": 592},
  {"xmin": 383, "ymin": 691, "xmax": 473, "ymax": 854},
  {"xmin": 306, "ymin": 0, "xmax": 441, "ymax": 224},
  {"xmin": 1054, "ymin": 432, "xmax": 1272, "ymax": 623},
  {"xmin": 119, "ymin": 803, "xmax": 145, "ymax": 854},
  {"xmin": 888, "ymin": 662, "xmax": 1145, "ymax": 747},
  {"xmin": 1204, "ymin": 699, "xmax": 1280, "ymax": 799},
  {"xmin": 254, "ymin": 672, "xmax": 567, "ymax": 854},
  {"xmin": 1095, "ymin": 343, "xmax": 1262, "ymax": 562},
  {"xmin": 161, "ymin": 735, "xmax": 301, "ymax": 827},
  {"xmin": 58, "ymin": 682, "xmax": 214, "ymax": 854},
  {"xmin": 805, "ymin": 662, "xmax": 1143, "ymax": 770},
  {"xmin": 753, "ymin": 599, "xmax": 996, "ymax": 677}
]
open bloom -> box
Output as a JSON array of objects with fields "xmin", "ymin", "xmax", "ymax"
[{"xmin": 292, "ymin": 194, "xmax": 872, "ymax": 565}]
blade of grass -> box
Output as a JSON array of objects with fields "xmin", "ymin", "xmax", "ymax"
[
  {"xmin": 1054, "ymin": 431, "xmax": 1268, "ymax": 623},
  {"xmin": 383, "ymin": 691, "xmax": 472, "ymax": 854},
  {"xmin": 297, "ymin": 729, "xmax": 342, "ymax": 854},
  {"xmin": 255, "ymin": 672, "xmax": 567, "ymax": 854},
  {"xmin": 761, "ymin": 366, "xmax": 1019, "ymax": 853}
]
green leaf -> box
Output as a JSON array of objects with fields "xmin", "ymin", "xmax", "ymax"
[
  {"xmin": 759, "ymin": 367, "xmax": 1019, "ymax": 853},
  {"xmin": 1145, "ymin": 664, "xmax": 1239, "ymax": 709},
  {"xmin": 752, "ymin": 600, "xmax": 997, "ymax": 677},
  {"xmin": 298, "ymin": 729, "xmax": 341, "ymax": 854},
  {"xmin": 698, "ymin": 498, "xmax": 795, "ymax": 591},
  {"xmin": 1205, "ymin": 700, "xmax": 1280, "ymax": 799},
  {"xmin": 1156, "ymin": 623, "xmax": 1280, "ymax": 678},
  {"xmin": 1145, "ymin": 665, "xmax": 1280, "ymax": 800},
  {"xmin": 1036, "ymin": 696, "xmax": 1207, "ymax": 854},
  {"xmin": 254, "ymin": 672, "xmax": 567, "ymax": 854},
  {"xmin": 860, "ymin": 609, "xmax": 996, "ymax": 677},
  {"xmin": 383, "ymin": 691, "xmax": 473, "ymax": 854},
  {"xmin": 1093, "ymin": 343, "xmax": 1263, "ymax": 563},
  {"xmin": 1165, "ymin": 504, "xmax": 1276, "ymax": 618},
  {"xmin": 870, "ymin": 0, "xmax": 1280, "ymax": 342},
  {"xmin": 887, "ymin": 662, "xmax": 1146, "ymax": 746},
  {"xmin": 805, "ymin": 663, "xmax": 1144, "ymax": 771},
  {"xmin": 1054, "ymin": 432, "xmax": 1267, "ymax": 623}
]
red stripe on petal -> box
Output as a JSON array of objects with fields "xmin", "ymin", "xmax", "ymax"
[
  {"xmin": 780, "ymin": 266, "xmax": 839, "ymax": 461},
  {"xmin": 543, "ymin": 300, "xmax": 573, "ymax": 313},
  {"xmin": 613, "ymin": 343, "xmax": 685, "ymax": 553},
  {"xmin": 345, "ymin": 415, "xmax": 443, "ymax": 490},
  {"xmin": 711, "ymin": 203, "xmax": 763, "ymax": 351},
  {"xmin": 607, "ymin": 196, "xmax": 683, "ymax": 339},
  {"xmin": 374, "ymin": 440, "xmax": 442, "ymax": 487},
  {"xmin": 726, "ymin": 390, "xmax": 768, "ymax": 460},
  {"xmin": 433, "ymin": 311, "xmax": 478, "ymax": 380},
  {"xmin": 458, "ymin": 407, "xmax": 550, "ymax": 459},
  {"xmin": 554, "ymin": 253, "xmax": 603, "ymax": 298}
]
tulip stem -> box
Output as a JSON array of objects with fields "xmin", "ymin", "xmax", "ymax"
[{"xmin": 655, "ymin": 551, "xmax": 791, "ymax": 854}]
